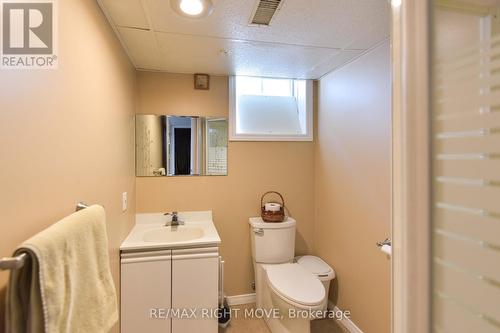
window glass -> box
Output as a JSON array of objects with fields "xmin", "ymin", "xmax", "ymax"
[{"xmin": 232, "ymin": 76, "xmax": 311, "ymax": 140}]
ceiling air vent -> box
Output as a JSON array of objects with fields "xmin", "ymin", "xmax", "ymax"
[{"xmin": 250, "ymin": 0, "xmax": 284, "ymax": 26}]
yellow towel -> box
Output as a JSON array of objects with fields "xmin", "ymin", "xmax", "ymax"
[{"xmin": 6, "ymin": 205, "xmax": 118, "ymax": 333}]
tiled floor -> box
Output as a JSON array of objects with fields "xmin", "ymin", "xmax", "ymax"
[
  {"xmin": 311, "ymin": 318, "xmax": 349, "ymax": 333},
  {"xmin": 220, "ymin": 304, "xmax": 348, "ymax": 333}
]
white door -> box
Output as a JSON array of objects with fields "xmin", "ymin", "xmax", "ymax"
[
  {"xmin": 171, "ymin": 247, "xmax": 219, "ymax": 333},
  {"xmin": 431, "ymin": 2, "xmax": 500, "ymax": 332},
  {"xmin": 121, "ymin": 250, "xmax": 172, "ymax": 333},
  {"xmin": 393, "ymin": 1, "xmax": 500, "ymax": 332}
]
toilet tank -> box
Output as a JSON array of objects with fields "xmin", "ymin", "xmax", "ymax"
[{"xmin": 249, "ymin": 217, "xmax": 296, "ymax": 264}]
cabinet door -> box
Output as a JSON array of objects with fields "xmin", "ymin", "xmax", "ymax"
[
  {"xmin": 172, "ymin": 248, "xmax": 219, "ymax": 333},
  {"xmin": 121, "ymin": 250, "xmax": 172, "ymax": 333}
]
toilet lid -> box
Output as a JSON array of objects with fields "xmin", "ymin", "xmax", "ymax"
[
  {"xmin": 296, "ymin": 255, "xmax": 335, "ymax": 280},
  {"xmin": 266, "ymin": 264, "xmax": 325, "ymax": 306}
]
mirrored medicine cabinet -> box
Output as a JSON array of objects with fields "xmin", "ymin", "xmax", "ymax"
[{"xmin": 136, "ymin": 115, "xmax": 228, "ymax": 177}]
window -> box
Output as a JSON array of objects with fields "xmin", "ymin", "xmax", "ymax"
[{"xmin": 229, "ymin": 76, "xmax": 313, "ymax": 141}]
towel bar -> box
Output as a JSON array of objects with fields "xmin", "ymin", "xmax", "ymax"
[{"xmin": 0, "ymin": 202, "xmax": 90, "ymax": 271}]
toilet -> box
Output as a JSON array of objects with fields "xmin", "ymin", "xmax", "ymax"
[{"xmin": 249, "ymin": 217, "xmax": 335, "ymax": 333}]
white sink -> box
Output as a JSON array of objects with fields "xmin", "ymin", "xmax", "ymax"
[
  {"xmin": 142, "ymin": 226, "xmax": 204, "ymax": 243},
  {"xmin": 120, "ymin": 211, "xmax": 221, "ymax": 251}
]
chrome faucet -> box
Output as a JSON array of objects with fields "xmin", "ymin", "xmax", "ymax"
[{"xmin": 164, "ymin": 211, "xmax": 184, "ymax": 227}]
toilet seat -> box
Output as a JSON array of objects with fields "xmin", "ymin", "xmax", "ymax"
[{"xmin": 265, "ymin": 263, "xmax": 325, "ymax": 307}]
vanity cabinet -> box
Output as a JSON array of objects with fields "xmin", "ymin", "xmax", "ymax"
[
  {"xmin": 120, "ymin": 247, "xmax": 219, "ymax": 333},
  {"xmin": 172, "ymin": 248, "xmax": 219, "ymax": 333}
]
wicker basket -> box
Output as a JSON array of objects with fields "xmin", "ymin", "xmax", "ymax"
[{"xmin": 261, "ymin": 191, "xmax": 286, "ymax": 223}]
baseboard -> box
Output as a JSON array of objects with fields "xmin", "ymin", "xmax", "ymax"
[
  {"xmin": 226, "ymin": 294, "xmax": 364, "ymax": 333},
  {"xmin": 328, "ymin": 300, "xmax": 364, "ymax": 333},
  {"xmin": 226, "ymin": 293, "xmax": 256, "ymax": 306}
]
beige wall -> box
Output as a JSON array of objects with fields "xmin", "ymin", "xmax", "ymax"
[
  {"xmin": 135, "ymin": 72, "xmax": 316, "ymax": 296},
  {"xmin": 315, "ymin": 41, "xmax": 391, "ymax": 333},
  {"xmin": 0, "ymin": 5, "xmax": 391, "ymax": 329},
  {"xmin": 0, "ymin": 0, "xmax": 136, "ymax": 332}
]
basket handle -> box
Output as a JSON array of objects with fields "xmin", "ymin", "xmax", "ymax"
[{"xmin": 261, "ymin": 191, "xmax": 285, "ymax": 208}]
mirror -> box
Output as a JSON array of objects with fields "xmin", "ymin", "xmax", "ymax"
[{"xmin": 136, "ymin": 115, "xmax": 228, "ymax": 177}]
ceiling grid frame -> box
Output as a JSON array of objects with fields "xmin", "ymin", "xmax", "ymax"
[{"xmin": 97, "ymin": 0, "xmax": 390, "ymax": 79}]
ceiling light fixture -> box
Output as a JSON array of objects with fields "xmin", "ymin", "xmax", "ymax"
[
  {"xmin": 171, "ymin": 0, "xmax": 214, "ymax": 18},
  {"xmin": 180, "ymin": 0, "xmax": 203, "ymax": 15},
  {"xmin": 390, "ymin": 0, "xmax": 402, "ymax": 7}
]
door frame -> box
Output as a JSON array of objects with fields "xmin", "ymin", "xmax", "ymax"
[{"xmin": 391, "ymin": 1, "xmax": 431, "ymax": 332}]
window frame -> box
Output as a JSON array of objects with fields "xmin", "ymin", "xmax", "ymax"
[{"xmin": 228, "ymin": 76, "xmax": 314, "ymax": 141}]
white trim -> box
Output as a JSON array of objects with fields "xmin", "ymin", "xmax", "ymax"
[
  {"xmin": 318, "ymin": 38, "xmax": 390, "ymax": 81},
  {"xmin": 228, "ymin": 76, "xmax": 237, "ymax": 140},
  {"xmin": 392, "ymin": 1, "xmax": 431, "ymax": 333},
  {"xmin": 228, "ymin": 294, "xmax": 364, "ymax": 332},
  {"xmin": 225, "ymin": 293, "xmax": 256, "ymax": 306},
  {"xmin": 326, "ymin": 301, "xmax": 364, "ymax": 333},
  {"xmin": 228, "ymin": 76, "xmax": 314, "ymax": 142}
]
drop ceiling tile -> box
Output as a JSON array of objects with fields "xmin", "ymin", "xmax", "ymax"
[
  {"xmin": 154, "ymin": 32, "xmax": 349, "ymax": 79},
  {"xmin": 228, "ymin": 43, "xmax": 344, "ymax": 78},
  {"xmin": 153, "ymin": 33, "xmax": 232, "ymax": 74},
  {"xmin": 345, "ymin": 21, "xmax": 390, "ymax": 50},
  {"xmin": 98, "ymin": 0, "xmax": 390, "ymax": 78},
  {"xmin": 117, "ymin": 27, "xmax": 161, "ymax": 68},
  {"xmin": 146, "ymin": 0, "xmax": 390, "ymax": 50},
  {"xmin": 99, "ymin": 0, "xmax": 149, "ymax": 29}
]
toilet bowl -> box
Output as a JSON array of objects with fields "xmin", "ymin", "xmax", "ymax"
[
  {"xmin": 263, "ymin": 263, "xmax": 325, "ymax": 333},
  {"xmin": 249, "ymin": 217, "xmax": 335, "ymax": 333}
]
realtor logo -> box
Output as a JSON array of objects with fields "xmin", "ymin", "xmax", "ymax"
[{"xmin": 1, "ymin": 0, "xmax": 57, "ymax": 69}]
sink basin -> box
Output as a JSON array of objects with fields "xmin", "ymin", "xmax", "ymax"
[
  {"xmin": 121, "ymin": 211, "xmax": 221, "ymax": 251},
  {"xmin": 142, "ymin": 226, "xmax": 204, "ymax": 243}
]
